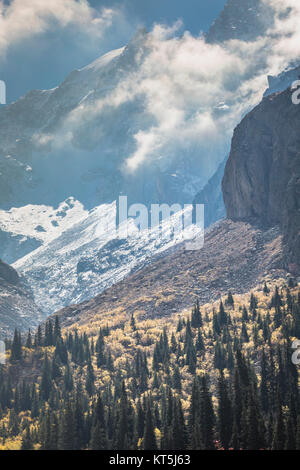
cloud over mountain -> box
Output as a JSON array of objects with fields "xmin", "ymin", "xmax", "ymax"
[
  {"xmin": 35, "ymin": 0, "xmax": 300, "ymax": 180},
  {"xmin": 0, "ymin": 0, "xmax": 121, "ymax": 58}
]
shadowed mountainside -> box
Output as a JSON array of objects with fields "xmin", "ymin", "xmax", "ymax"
[
  {"xmin": 223, "ymin": 87, "xmax": 300, "ymax": 273},
  {"xmin": 0, "ymin": 260, "xmax": 42, "ymax": 339},
  {"xmin": 54, "ymin": 219, "xmax": 284, "ymax": 330}
]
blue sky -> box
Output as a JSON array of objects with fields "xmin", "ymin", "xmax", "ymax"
[
  {"xmin": 95, "ymin": 0, "xmax": 227, "ymax": 35},
  {"xmin": 0, "ymin": 0, "xmax": 226, "ymax": 103}
]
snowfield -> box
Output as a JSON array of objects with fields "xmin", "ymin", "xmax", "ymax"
[{"xmin": 13, "ymin": 201, "xmax": 203, "ymax": 316}]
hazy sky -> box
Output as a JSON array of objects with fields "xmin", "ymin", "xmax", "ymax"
[
  {"xmin": 0, "ymin": 0, "xmax": 226, "ymax": 102},
  {"xmin": 92, "ymin": 0, "xmax": 227, "ymax": 35}
]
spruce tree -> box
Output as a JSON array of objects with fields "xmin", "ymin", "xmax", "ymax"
[
  {"xmin": 218, "ymin": 371, "xmax": 233, "ymax": 449},
  {"xmin": 40, "ymin": 355, "xmax": 52, "ymax": 401},
  {"xmin": 143, "ymin": 401, "xmax": 157, "ymax": 450},
  {"xmin": 10, "ymin": 329, "xmax": 22, "ymax": 361},
  {"xmin": 21, "ymin": 425, "xmax": 33, "ymax": 450}
]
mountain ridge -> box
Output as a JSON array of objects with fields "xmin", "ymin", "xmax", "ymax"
[
  {"xmin": 0, "ymin": 260, "xmax": 42, "ymax": 339},
  {"xmin": 53, "ymin": 219, "xmax": 284, "ymax": 330},
  {"xmin": 222, "ymin": 86, "xmax": 300, "ymax": 273}
]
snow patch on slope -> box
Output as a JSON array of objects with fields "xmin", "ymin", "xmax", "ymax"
[
  {"xmin": 13, "ymin": 202, "xmax": 202, "ymax": 316},
  {"xmin": 0, "ymin": 198, "xmax": 88, "ymax": 264}
]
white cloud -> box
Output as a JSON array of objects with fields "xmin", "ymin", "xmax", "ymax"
[
  {"xmin": 31, "ymin": 1, "xmax": 300, "ymax": 181},
  {"xmin": 122, "ymin": 3, "xmax": 300, "ymax": 173},
  {"xmin": 0, "ymin": 0, "xmax": 117, "ymax": 57}
]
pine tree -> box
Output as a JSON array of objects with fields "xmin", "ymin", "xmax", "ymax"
[
  {"xmin": 116, "ymin": 382, "xmax": 130, "ymax": 450},
  {"xmin": 285, "ymin": 412, "xmax": 296, "ymax": 450},
  {"xmin": 296, "ymin": 416, "xmax": 300, "ymax": 450},
  {"xmin": 59, "ymin": 401, "xmax": 75, "ymax": 450},
  {"xmin": 25, "ymin": 330, "xmax": 33, "ymax": 349},
  {"xmin": 250, "ymin": 293, "xmax": 258, "ymax": 312},
  {"xmin": 54, "ymin": 316, "xmax": 62, "ymax": 342},
  {"xmin": 218, "ymin": 301, "xmax": 228, "ymax": 326},
  {"xmin": 225, "ymin": 292, "xmax": 234, "ymax": 308},
  {"xmin": 191, "ymin": 300, "xmax": 203, "ymax": 328},
  {"xmin": 218, "ymin": 371, "xmax": 233, "ymax": 449},
  {"xmin": 260, "ymin": 349, "xmax": 269, "ymax": 413},
  {"xmin": 199, "ymin": 375, "xmax": 215, "ymax": 449},
  {"xmin": 172, "ymin": 366, "xmax": 182, "ymax": 392},
  {"xmin": 40, "ymin": 355, "xmax": 52, "ymax": 401},
  {"xmin": 272, "ymin": 403, "xmax": 285, "ymax": 450},
  {"xmin": 240, "ymin": 322, "xmax": 249, "ymax": 343},
  {"xmin": 245, "ymin": 391, "xmax": 265, "ymax": 450},
  {"xmin": 143, "ymin": 401, "xmax": 157, "ymax": 450},
  {"xmin": 263, "ymin": 282, "xmax": 270, "ymax": 294},
  {"xmin": 10, "ymin": 329, "xmax": 22, "ymax": 361},
  {"xmin": 196, "ymin": 329, "xmax": 205, "ymax": 354},
  {"xmin": 90, "ymin": 394, "xmax": 107, "ymax": 450},
  {"xmin": 21, "ymin": 425, "xmax": 33, "ymax": 450},
  {"xmin": 85, "ymin": 361, "xmax": 95, "ymax": 396},
  {"xmin": 242, "ymin": 306, "xmax": 249, "ymax": 321}
]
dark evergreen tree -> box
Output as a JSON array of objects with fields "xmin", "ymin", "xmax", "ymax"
[
  {"xmin": 143, "ymin": 401, "xmax": 157, "ymax": 450},
  {"xmin": 218, "ymin": 371, "xmax": 233, "ymax": 449},
  {"xmin": 10, "ymin": 329, "xmax": 22, "ymax": 361}
]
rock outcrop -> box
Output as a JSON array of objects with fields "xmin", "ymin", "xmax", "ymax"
[
  {"xmin": 206, "ymin": 0, "xmax": 274, "ymax": 43},
  {"xmin": 0, "ymin": 259, "xmax": 43, "ymax": 339},
  {"xmin": 223, "ymin": 87, "xmax": 300, "ymax": 272},
  {"xmin": 193, "ymin": 158, "xmax": 226, "ymax": 228},
  {"xmin": 54, "ymin": 219, "xmax": 284, "ymax": 329}
]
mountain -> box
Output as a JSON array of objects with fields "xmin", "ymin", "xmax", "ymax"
[
  {"xmin": 193, "ymin": 157, "xmax": 226, "ymax": 228},
  {"xmin": 0, "ymin": 197, "xmax": 88, "ymax": 265},
  {"xmin": 1, "ymin": 0, "xmax": 300, "ymax": 452},
  {"xmin": 0, "ymin": 260, "xmax": 42, "ymax": 339},
  {"xmin": 265, "ymin": 65, "xmax": 300, "ymax": 96},
  {"xmin": 1, "ymin": 275, "xmax": 299, "ymax": 450},
  {"xmin": 13, "ymin": 203, "xmax": 201, "ymax": 316},
  {"xmin": 199, "ymin": 64, "xmax": 300, "ymax": 228},
  {"xmin": 0, "ymin": 0, "xmax": 293, "ymax": 322},
  {"xmin": 0, "ymin": 0, "xmax": 277, "ymax": 213},
  {"xmin": 222, "ymin": 86, "xmax": 300, "ymax": 273},
  {"xmin": 53, "ymin": 71, "xmax": 300, "ymax": 328},
  {"xmin": 206, "ymin": 0, "xmax": 275, "ymax": 43},
  {"xmin": 0, "ymin": 29, "xmax": 205, "ymax": 213},
  {"xmin": 0, "ymin": 26, "xmax": 223, "ymax": 271},
  {"xmin": 55, "ymin": 219, "xmax": 284, "ymax": 330}
]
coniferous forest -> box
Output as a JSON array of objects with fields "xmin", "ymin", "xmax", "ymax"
[{"xmin": 0, "ymin": 280, "xmax": 300, "ymax": 450}]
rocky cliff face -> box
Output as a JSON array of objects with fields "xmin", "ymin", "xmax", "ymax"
[
  {"xmin": 0, "ymin": 260, "xmax": 43, "ymax": 339},
  {"xmin": 206, "ymin": 0, "xmax": 274, "ymax": 43},
  {"xmin": 223, "ymin": 87, "xmax": 300, "ymax": 273}
]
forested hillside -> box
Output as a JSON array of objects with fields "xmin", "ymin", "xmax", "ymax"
[{"xmin": 0, "ymin": 278, "xmax": 300, "ymax": 450}]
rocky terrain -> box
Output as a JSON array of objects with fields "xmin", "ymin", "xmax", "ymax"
[
  {"xmin": 14, "ymin": 203, "xmax": 201, "ymax": 316},
  {"xmin": 52, "ymin": 69, "xmax": 300, "ymax": 330},
  {"xmin": 0, "ymin": 260, "xmax": 42, "ymax": 339},
  {"xmin": 223, "ymin": 87, "xmax": 300, "ymax": 273},
  {"xmin": 193, "ymin": 157, "xmax": 226, "ymax": 228},
  {"xmin": 206, "ymin": 0, "xmax": 274, "ymax": 43},
  {"xmin": 0, "ymin": 0, "xmax": 299, "ymax": 337},
  {"xmin": 54, "ymin": 219, "xmax": 284, "ymax": 330}
]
